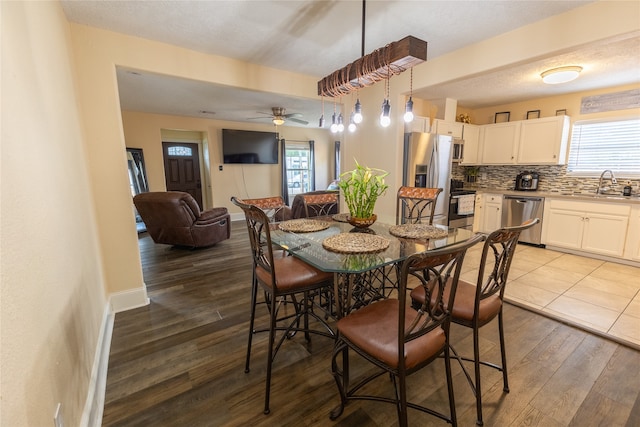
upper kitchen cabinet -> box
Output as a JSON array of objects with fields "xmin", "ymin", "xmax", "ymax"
[
  {"xmin": 480, "ymin": 121, "xmax": 520, "ymax": 164},
  {"xmin": 433, "ymin": 119, "xmax": 463, "ymax": 139},
  {"xmin": 517, "ymin": 115, "xmax": 570, "ymax": 165},
  {"xmin": 460, "ymin": 123, "xmax": 480, "ymax": 165},
  {"xmin": 405, "ymin": 116, "xmax": 432, "ymax": 133}
]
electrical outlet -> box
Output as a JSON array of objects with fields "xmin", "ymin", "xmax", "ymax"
[{"xmin": 53, "ymin": 403, "xmax": 63, "ymax": 427}]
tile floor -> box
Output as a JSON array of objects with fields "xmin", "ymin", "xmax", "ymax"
[{"xmin": 459, "ymin": 243, "xmax": 640, "ymax": 349}]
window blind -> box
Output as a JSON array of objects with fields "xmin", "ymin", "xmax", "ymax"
[{"xmin": 567, "ymin": 118, "xmax": 640, "ymax": 176}]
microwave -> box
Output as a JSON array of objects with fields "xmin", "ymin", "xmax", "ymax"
[{"xmin": 452, "ymin": 139, "xmax": 464, "ymax": 162}]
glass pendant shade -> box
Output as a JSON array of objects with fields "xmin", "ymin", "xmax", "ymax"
[
  {"xmin": 403, "ymin": 97, "xmax": 414, "ymax": 123},
  {"xmin": 380, "ymin": 99, "xmax": 391, "ymax": 127},
  {"xmin": 353, "ymin": 99, "xmax": 363, "ymax": 124}
]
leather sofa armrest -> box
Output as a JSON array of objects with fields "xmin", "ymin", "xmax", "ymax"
[{"xmin": 196, "ymin": 207, "xmax": 229, "ymax": 225}]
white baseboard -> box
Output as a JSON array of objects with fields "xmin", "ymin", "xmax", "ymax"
[
  {"xmin": 109, "ymin": 284, "xmax": 150, "ymax": 313},
  {"xmin": 230, "ymin": 212, "xmax": 245, "ymax": 222},
  {"xmin": 80, "ymin": 285, "xmax": 150, "ymax": 426},
  {"xmin": 80, "ymin": 303, "xmax": 114, "ymax": 427}
]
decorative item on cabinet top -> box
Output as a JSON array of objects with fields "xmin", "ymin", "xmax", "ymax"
[
  {"xmin": 495, "ymin": 112, "xmax": 510, "ymax": 123},
  {"xmin": 526, "ymin": 110, "xmax": 540, "ymax": 120}
]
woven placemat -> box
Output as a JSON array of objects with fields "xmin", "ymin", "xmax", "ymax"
[
  {"xmin": 332, "ymin": 213, "xmax": 350, "ymax": 223},
  {"xmin": 389, "ymin": 224, "xmax": 448, "ymax": 239},
  {"xmin": 322, "ymin": 233, "xmax": 390, "ymax": 254},
  {"xmin": 279, "ymin": 219, "xmax": 330, "ymax": 233}
]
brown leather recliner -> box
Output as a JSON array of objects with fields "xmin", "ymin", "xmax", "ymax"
[{"xmin": 133, "ymin": 191, "xmax": 230, "ymax": 248}]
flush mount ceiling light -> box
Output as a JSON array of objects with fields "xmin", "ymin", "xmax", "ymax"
[{"xmin": 541, "ymin": 66, "xmax": 583, "ymax": 84}]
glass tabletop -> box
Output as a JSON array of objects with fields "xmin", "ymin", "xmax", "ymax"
[{"xmin": 270, "ymin": 217, "xmax": 475, "ymax": 274}]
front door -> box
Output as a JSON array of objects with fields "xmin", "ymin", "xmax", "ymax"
[{"xmin": 162, "ymin": 142, "xmax": 203, "ymax": 209}]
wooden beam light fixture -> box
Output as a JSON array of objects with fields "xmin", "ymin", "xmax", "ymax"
[{"xmin": 317, "ymin": 36, "xmax": 428, "ymax": 98}]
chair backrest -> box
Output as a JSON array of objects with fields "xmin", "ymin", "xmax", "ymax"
[
  {"xmin": 301, "ymin": 192, "xmax": 340, "ymax": 217},
  {"xmin": 241, "ymin": 196, "xmax": 289, "ymax": 222},
  {"xmin": 474, "ymin": 218, "xmax": 541, "ymax": 303},
  {"xmin": 396, "ymin": 186, "xmax": 442, "ymax": 225},
  {"xmin": 231, "ymin": 196, "xmax": 277, "ymax": 285},
  {"xmin": 397, "ymin": 234, "xmax": 485, "ymax": 364},
  {"xmin": 290, "ymin": 190, "xmax": 340, "ymax": 218}
]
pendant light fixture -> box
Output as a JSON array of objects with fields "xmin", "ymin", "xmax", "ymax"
[
  {"xmin": 403, "ymin": 67, "xmax": 414, "ymax": 123},
  {"xmin": 380, "ymin": 62, "xmax": 391, "ymax": 127},
  {"xmin": 353, "ymin": 98, "xmax": 363, "ymax": 123},
  {"xmin": 319, "ymin": 96, "xmax": 325, "ymax": 128}
]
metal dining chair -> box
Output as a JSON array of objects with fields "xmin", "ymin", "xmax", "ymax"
[
  {"xmin": 329, "ymin": 233, "xmax": 485, "ymax": 427},
  {"xmin": 410, "ymin": 218, "xmax": 540, "ymax": 425},
  {"xmin": 241, "ymin": 195, "xmax": 291, "ymax": 222},
  {"xmin": 231, "ymin": 196, "xmax": 335, "ymax": 415},
  {"xmin": 396, "ymin": 186, "xmax": 442, "ymax": 225}
]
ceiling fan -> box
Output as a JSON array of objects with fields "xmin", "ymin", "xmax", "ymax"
[{"xmin": 247, "ymin": 107, "xmax": 309, "ymax": 126}]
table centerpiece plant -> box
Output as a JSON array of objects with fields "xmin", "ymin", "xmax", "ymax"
[{"xmin": 338, "ymin": 160, "xmax": 389, "ymax": 227}]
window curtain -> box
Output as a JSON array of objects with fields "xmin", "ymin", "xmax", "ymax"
[{"xmin": 280, "ymin": 138, "xmax": 288, "ymax": 204}]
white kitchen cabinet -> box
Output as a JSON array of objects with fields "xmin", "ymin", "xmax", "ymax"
[
  {"xmin": 433, "ymin": 119, "xmax": 463, "ymax": 138},
  {"xmin": 517, "ymin": 115, "xmax": 570, "ymax": 165},
  {"xmin": 480, "ymin": 122, "xmax": 520, "ymax": 164},
  {"xmin": 474, "ymin": 193, "xmax": 503, "ymax": 234},
  {"xmin": 405, "ymin": 115, "xmax": 431, "ymax": 133},
  {"xmin": 624, "ymin": 206, "xmax": 640, "ymax": 261},
  {"xmin": 542, "ymin": 199, "xmax": 630, "ymax": 257},
  {"xmin": 460, "ymin": 124, "xmax": 481, "ymax": 165},
  {"xmin": 472, "ymin": 194, "xmax": 484, "ymax": 233}
]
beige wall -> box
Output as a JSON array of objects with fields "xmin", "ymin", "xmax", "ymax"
[
  {"xmin": 2, "ymin": 2, "xmax": 638, "ymax": 425},
  {"xmin": 470, "ymin": 82, "xmax": 640, "ymax": 125},
  {"xmin": 121, "ymin": 111, "xmax": 337, "ymax": 216},
  {"xmin": 1, "ymin": 2, "xmax": 107, "ymax": 426}
]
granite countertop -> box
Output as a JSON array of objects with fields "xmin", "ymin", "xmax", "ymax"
[{"xmin": 470, "ymin": 187, "xmax": 640, "ymax": 205}]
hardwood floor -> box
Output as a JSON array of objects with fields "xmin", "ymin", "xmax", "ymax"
[{"xmin": 103, "ymin": 221, "xmax": 640, "ymax": 426}]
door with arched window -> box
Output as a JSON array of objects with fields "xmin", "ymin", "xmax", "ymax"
[{"xmin": 162, "ymin": 142, "xmax": 203, "ymax": 209}]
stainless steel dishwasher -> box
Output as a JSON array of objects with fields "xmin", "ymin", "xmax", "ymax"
[{"xmin": 502, "ymin": 195, "xmax": 545, "ymax": 246}]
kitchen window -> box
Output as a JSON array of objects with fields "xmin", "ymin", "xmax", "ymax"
[{"xmin": 567, "ymin": 117, "xmax": 640, "ymax": 176}]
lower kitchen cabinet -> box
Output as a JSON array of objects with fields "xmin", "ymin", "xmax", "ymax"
[
  {"xmin": 473, "ymin": 193, "xmax": 502, "ymax": 233},
  {"xmin": 624, "ymin": 205, "xmax": 640, "ymax": 261},
  {"xmin": 543, "ymin": 199, "xmax": 630, "ymax": 257}
]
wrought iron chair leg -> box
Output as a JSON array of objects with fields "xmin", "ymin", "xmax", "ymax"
[
  {"xmin": 473, "ymin": 327, "xmax": 483, "ymax": 426},
  {"xmin": 263, "ymin": 292, "xmax": 278, "ymax": 415},
  {"xmin": 245, "ymin": 274, "xmax": 259, "ymax": 373},
  {"xmin": 329, "ymin": 341, "xmax": 348, "ymax": 420},
  {"xmin": 499, "ymin": 309, "xmax": 509, "ymax": 392},
  {"xmin": 444, "ymin": 344, "xmax": 458, "ymax": 427}
]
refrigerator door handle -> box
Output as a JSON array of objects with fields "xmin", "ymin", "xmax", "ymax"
[{"xmin": 428, "ymin": 141, "xmax": 438, "ymax": 187}]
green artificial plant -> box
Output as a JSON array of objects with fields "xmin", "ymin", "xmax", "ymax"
[{"xmin": 338, "ymin": 160, "xmax": 389, "ymax": 219}]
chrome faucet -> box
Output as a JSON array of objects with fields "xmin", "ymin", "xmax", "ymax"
[{"xmin": 597, "ymin": 169, "xmax": 617, "ymax": 194}]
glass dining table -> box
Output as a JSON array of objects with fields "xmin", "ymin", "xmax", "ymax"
[{"xmin": 270, "ymin": 217, "xmax": 475, "ymax": 318}]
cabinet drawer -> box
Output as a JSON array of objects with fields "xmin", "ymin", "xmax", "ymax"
[{"xmin": 547, "ymin": 199, "xmax": 631, "ymax": 216}]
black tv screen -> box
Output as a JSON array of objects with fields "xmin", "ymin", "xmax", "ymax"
[{"xmin": 222, "ymin": 129, "xmax": 279, "ymax": 164}]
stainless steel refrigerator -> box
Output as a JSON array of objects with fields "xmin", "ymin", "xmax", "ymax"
[{"xmin": 402, "ymin": 132, "xmax": 453, "ymax": 226}]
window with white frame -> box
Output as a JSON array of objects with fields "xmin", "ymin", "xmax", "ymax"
[{"xmin": 567, "ymin": 117, "xmax": 640, "ymax": 176}]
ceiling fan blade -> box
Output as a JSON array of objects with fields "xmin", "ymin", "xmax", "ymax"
[
  {"xmin": 284, "ymin": 113, "xmax": 303, "ymax": 118},
  {"xmin": 246, "ymin": 116, "xmax": 270, "ymax": 120},
  {"xmin": 287, "ymin": 117, "xmax": 309, "ymax": 125}
]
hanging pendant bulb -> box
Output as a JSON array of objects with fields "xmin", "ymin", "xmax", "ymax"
[
  {"xmin": 380, "ymin": 99, "xmax": 391, "ymax": 127},
  {"xmin": 353, "ymin": 99, "xmax": 363, "ymax": 124},
  {"xmin": 330, "ymin": 112, "xmax": 338, "ymax": 133},
  {"xmin": 348, "ymin": 112, "xmax": 357, "ymax": 132},
  {"xmin": 403, "ymin": 97, "xmax": 414, "ymax": 123},
  {"xmin": 319, "ymin": 95, "xmax": 326, "ymax": 128},
  {"xmin": 337, "ymin": 113, "xmax": 344, "ymax": 132}
]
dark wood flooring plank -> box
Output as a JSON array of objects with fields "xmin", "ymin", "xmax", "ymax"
[{"xmin": 102, "ymin": 221, "xmax": 640, "ymax": 427}]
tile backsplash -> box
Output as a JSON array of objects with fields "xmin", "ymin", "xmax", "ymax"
[{"xmin": 452, "ymin": 164, "xmax": 639, "ymax": 195}]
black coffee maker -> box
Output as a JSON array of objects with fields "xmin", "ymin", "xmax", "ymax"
[{"xmin": 515, "ymin": 171, "xmax": 539, "ymax": 191}]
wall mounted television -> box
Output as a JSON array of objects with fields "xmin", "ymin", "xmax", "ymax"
[{"xmin": 222, "ymin": 129, "xmax": 279, "ymax": 164}]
